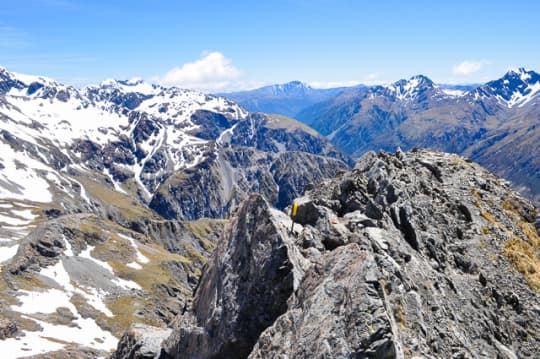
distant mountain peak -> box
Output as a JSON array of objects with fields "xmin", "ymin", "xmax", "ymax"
[
  {"xmin": 409, "ymin": 74, "xmax": 434, "ymax": 84},
  {"xmin": 384, "ymin": 74, "xmax": 435, "ymax": 101},
  {"xmin": 270, "ymin": 80, "xmax": 312, "ymax": 95},
  {"xmin": 0, "ymin": 66, "xmax": 71, "ymax": 98},
  {"xmin": 282, "ymin": 80, "xmax": 308, "ymax": 87},
  {"xmin": 506, "ymin": 67, "xmax": 533, "ymax": 79},
  {"xmin": 480, "ymin": 68, "xmax": 540, "ymax": 107}
]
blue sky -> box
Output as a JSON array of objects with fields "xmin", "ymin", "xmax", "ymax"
[{"xmin": 1, "ymin": 0, "xmax": 539, "ymax": 91}]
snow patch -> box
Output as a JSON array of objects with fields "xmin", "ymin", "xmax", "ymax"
[
  {"xmin": 0, "ymin": 244, "xmax": 18, "ymax": 264},
  {"xmin": 0, "ymin": 142, "xmax": 53, "ymax": 203},
  {"xmin": 118, "ymin": 233, "xmax": 149, "ymax": 264},
  {"xmin": 442, "ymin": 89, "xmax": 466, "ymax": 97},
  {"xmin": 126, "ymin": 262, "xmax": 143, "ymax": 270},
  {"xmin": 508, "ymin": 82, "xmax": 540, "ymax": 107},
  {"xmin": 79, "ymin": 246, "xmax": 114, "ymax": 272},
  {"xmin": 79, "ymin": 245, "xmax": 142, "ymax": 290}
]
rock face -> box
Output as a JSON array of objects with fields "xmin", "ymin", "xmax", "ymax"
[
  {"xmin": 250, "ymin": 244, "xmax": 397, "ymax": 358},
  {"xmin": 149, "ymin": 113, "xmax": 350, "ymax": 220},
  {"xmin": 0, "ymin": 318, "xmax": 17, "ymax": 339},
  {"xmin": 159, "ymin": 194, "xmax": 308, "ymax": 358},
  {"xmin": 127, "ymin": 149, "xmax": 540, "ymax": 359}
]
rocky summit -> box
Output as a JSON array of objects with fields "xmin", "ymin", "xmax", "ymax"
[{"xmin": 114, "ymin": 149, "xmax": 540, "ymax": 359}]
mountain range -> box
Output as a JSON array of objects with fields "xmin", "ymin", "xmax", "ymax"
[
  {"xmin": 223, "ymin": 69, "xmax": 540, "ymax": 205},
  {"xmin": 217, "ymin": 81, "xmax": 352, "ymax": 117},
  {"xmin": 0, "ymin": 65, "xmax": 538, "ymax": 358}
]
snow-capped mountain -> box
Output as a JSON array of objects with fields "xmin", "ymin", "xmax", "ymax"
[
  {"xmin": 0, "ymin": 67, "xmax": 350, "ymax": 357},
  {"xmin": 379, "ymin": 74, "xmax": 439, "ymax": 101},
  {"xmin": 0, "ymin": 67, "xmax": 248, "ymax": 202},
  {"xmin": 472, "ymin": 67, "xmax": 540, "ymax": 107}
]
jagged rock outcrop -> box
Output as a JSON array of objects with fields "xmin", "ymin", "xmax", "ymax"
[
  {"xmin": 0, "ymin": 318, "xmax": 17, "ymax": 340},
  {"xmin": 119, "ymin": 149, "xmax": 540, "ymax": 359},
  {"xmin": 159, "ymin": 194, "xmax": 308, "ymax": 358}
]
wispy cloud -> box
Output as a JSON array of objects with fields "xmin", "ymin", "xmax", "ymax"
[
  {"xmin": 156, "ymin": 52, "xmax": 242, "ymax": 92},
  {"xmin": 452, "ymin": 60, "xmax": 490, "ymax": 76}
]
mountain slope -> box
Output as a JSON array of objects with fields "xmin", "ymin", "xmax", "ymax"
[
  {"xmin": 218, "ymin": 81, "xmax": 353, "ymax": 118},
  {"xmin": 115, "ymin": 149, "xmax": 540, "ymax": 358},
  {"xmin": 295, "ymin": 68, "xmax": 540, "ymax": 204}
]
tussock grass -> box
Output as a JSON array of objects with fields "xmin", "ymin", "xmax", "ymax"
[
  {"xmin": 504, "ymin": 222, "xmax": 540, "ymax": 290},
  {"xmin": 472, "ymin": 189, "xmax": 540, "ymax": 290}
]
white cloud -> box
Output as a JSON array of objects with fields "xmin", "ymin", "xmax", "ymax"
[
  {"xmin": 156, "ymin": 52, "xmax": 242, "ymax": 92},
  {"xmin": 452, "ymin": 60, "xmax": 490, "ymax": 76}
]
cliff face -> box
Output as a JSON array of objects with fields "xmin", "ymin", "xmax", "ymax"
[{"xmin": 114, "ymin": 149, "xmax": 540, "ymax": 359}]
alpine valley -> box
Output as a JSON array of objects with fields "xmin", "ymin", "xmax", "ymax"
[{"xmin": 0, "ymin": 65, "xmax": 538, "ymax": 359}]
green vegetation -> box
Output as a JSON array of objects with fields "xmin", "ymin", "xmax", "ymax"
[
  {"xmin": 184, "ymin": 218, "xmax": 225, "ymax": 251},
  {"xmin": 78, "ymin": 177, "xmax": 157, "ymax": 220},
  {"xmin": 264, "ymin": 114, "xmax": 320, "ymax": 136}
]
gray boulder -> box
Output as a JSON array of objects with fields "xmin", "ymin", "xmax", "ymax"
[{"xmin": 112, "ymin": 324, "xmax": 171, "ymax": 359}]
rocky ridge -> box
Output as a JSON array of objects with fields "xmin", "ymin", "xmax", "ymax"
[{"xmin": 115, "ymin": 149, "xmax": 540, "ymax": 358}]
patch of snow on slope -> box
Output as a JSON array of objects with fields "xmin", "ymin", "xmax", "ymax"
[
  {"xmin": 7, "ymin": 95, "xmax": 129, "ymax": 146},
  {"xmin": 0, "ymin": 213, "xmax": 30, "ymax": 226},
  {"xmin": 12, "ymin": 288, "xmax": 74, "ymax": 314},
  {"xmin": 118, "ymin": 233, "xmax": 149, "ymax": 264},
  {"xmin": 0, "ymin": 244, "xmax": 18, "ymax": 264},
  {"xmin": 126, "ymin": 261, "xmax": 142, "ymax": 270},
  {"xmin": 39, "ymin": 241, "xmax": 114, "ymax": 317},
  {"xmin": 508, "ymin": 82, "xmax": 540, "ymax": 107},
  {"xmin": 7, "ymin": 243, "xmax": 119, "ymax": 356},
  {"xmin": 104, "ymin": 167, "xmax": 127, "ymax": 194},
  {"xmin": 10, "ymin": 208, "xmax": 36, "ymax": 221},
  {"xmin": 0, "ymin": 328, "xmax": 65, "ymax": 358},
  {"xmin": 442, "ymin": 89, "xmax": 467, "ymax": 97},
  {"xmin": 0, "ymin": 142, "xmax": 53, "ymax": 203},
  {"xmin": 79, "ymin": 245, "xmax": 141, "ymax": 290}
]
